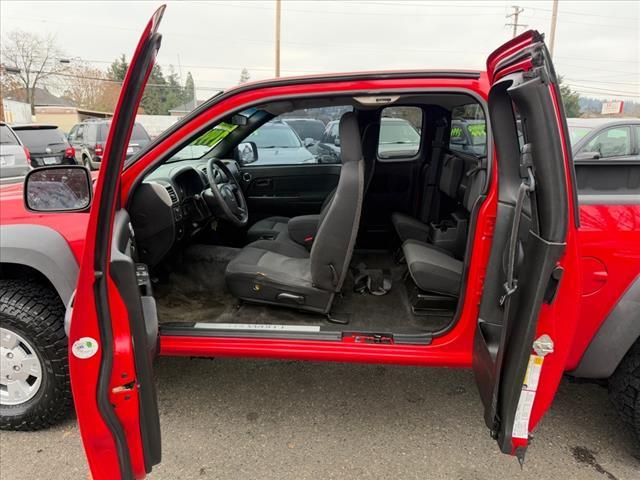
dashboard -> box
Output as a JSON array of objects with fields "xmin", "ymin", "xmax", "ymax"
[{"xmin": 129, "ymin": 158, "xmax": 240, "ymax": 266}]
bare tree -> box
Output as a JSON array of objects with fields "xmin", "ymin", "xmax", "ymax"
[
  {"xmin": 62, "ymin": 65, "xmax": 120, "ymax": 112},
  {"xmin": 0, "ymin": 30, "xmax": 67, "ymax": 114}
]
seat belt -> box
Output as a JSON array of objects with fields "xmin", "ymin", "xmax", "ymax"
[
  {"xmin": 499, "ymin": 143, "xmax": 536, "ymax": 307},
  {"xmin": 419, "ymin": 118, "xmax": 448, "ymax": 223},
  {"xmin": 353, "ymin": 263, "xmax": 392, "ymax": 296}
]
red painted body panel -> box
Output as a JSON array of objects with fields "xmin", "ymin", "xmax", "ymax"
[
  {"xmin": 67, "ymin": 7, "xmax": 165, "ymax": 479},
  {"xmin": 568, "ymin": 204, "xmax": 640, "ymax": 370},
  {"xmin": 0, "ymin": 18, "xmax": 636, "ymax": 473}
]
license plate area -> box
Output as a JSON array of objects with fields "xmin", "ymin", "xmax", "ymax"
[
  {"xmin": 0, "ymin": 155, "xmax": 15, "ymax": 166},
  {"xmin": 43, "ymin": 156, "xmax": 59, "ymax": 165}
]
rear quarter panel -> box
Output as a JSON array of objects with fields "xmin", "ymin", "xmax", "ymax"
[{"xmin": 568, "ymin": 202, "xmax": 640, "ymax": 371}]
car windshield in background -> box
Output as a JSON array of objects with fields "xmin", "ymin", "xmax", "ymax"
[
  {"xmin": 379, "ymin": 122, "xmax": 420, "ymax": 144},
  {"xmin": 0, "ymin": 125, "xmax": 19, "ymax": 145},
  {"xmin": 568, "ymin": 126, "xmax": 593, "ymax": 145},
  {"xmin": 247, "ymin": 124, "xmax": 302, "ymax": 148},
  {"xmin": 14, "ymin": 128, "xmax": 67, "ymax": 152}
]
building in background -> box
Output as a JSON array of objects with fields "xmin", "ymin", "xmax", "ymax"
[{"xmin": 1, "ymin": 98, "xmax": 31, "ymax": 124}]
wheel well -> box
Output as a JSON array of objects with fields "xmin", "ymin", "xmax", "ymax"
[{"xmin": 0, "ymin": 263, "xmax": 63, "ymax": 306}]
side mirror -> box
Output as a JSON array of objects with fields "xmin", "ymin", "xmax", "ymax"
[
  {"xmin": 235, "ymin": 141, "xmax": 259, "ymax": 165},
  {"xmin": 334, "ymin": 137, "xmax": 340, "ymax": 147},
  {"xmin": 24, "ymin": 166, "xmax": 92, "ymax": 212},
  {"xmin": 574, "ymin": 151, "xmax": 601, "ymax": 161},
  {"xmin": 304, "ymin": 137, "xmax": 315, "ymax": 148}
]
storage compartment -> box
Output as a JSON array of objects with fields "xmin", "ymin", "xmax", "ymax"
[{"xmin": 428, "ymin": 208, "xmax": 469, "ymax": 257}]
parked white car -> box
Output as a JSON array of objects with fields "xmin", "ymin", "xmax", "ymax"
[{"xmin": 0, "ymin": 122, "xmax": 31, "ymax": 184}]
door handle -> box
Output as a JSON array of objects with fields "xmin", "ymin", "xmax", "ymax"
[{"xmin": 255, "ymin": 179, "xmax": 272, "ymax": 187}]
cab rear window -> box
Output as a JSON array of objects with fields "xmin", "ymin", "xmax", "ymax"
[{"xmin": 449, "ymin": 104, "xmax": 487, "ymax": 158}]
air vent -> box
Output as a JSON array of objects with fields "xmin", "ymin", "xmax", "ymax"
[{"xmin": 165, "ymin": 185, "xmax": 178, "ymax": 204}]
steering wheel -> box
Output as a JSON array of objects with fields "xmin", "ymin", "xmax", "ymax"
[{"xmin": 204, "ymin": 159, "xmax": 248, "ymax": 227}]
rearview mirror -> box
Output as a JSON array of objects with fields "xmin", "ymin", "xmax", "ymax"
[
  {"xmin": 235, "ymin": 141, "xmax": 259, "ymax": 165},
  {"xmin": 24, "ymin": 166, "xmax": 92, "ymax": 212},
  {"xmin": 573, "ymin": 151, "xmax": 601, "ymax": 161}
]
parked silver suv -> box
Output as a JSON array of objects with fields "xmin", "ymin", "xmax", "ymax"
[{"xmin": 0, "ymin": 122, "xmax": 31, "ymax": 184}]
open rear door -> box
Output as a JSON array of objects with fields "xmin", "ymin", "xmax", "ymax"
[
  {"xmin": 473, "ymin": 30, "xmax": 581, "ymax": 462},
  {"xmin": 68, "ymin": 6, "xmax": 165, "ymax": 479}
]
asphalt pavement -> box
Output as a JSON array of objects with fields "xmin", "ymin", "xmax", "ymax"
[{"xmin": 1, "ymin": 357, "xmax": 638, "ymax": 479}]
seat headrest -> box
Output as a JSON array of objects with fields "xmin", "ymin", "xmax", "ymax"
[{"xmin": 339, "ymin": 112, "xmax": 362, "ymax": 164}]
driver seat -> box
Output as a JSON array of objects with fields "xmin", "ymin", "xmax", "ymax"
[{"xmin": 225, "ymin": 112, "xmax": 365, "ymax": 313}]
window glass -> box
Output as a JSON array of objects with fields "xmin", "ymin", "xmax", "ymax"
[
  {"xmin": 75, "ymin": 124, "xmax": 84, "ymax": 141},
  {"xmin": 67, "ymin": 126, "xmax": 78, "ymax": 141},
  {"xmin": 0, "ymin": 125, "xmax": 19, "ymax": 145},
  {"xmin": 568, "ymin": 126, "xmax": 593, "ymax": 145},
  {"xmin": 582, "ymin": 126, "xmax": 631, "ymax": 158},
  {"xmin": 246, "ymin": 106, "xmax": 352, "ymax": 166},
  {"xmin": 85, "ymin": 124, "xmax": 97, "ymax": 144},
  {"xmin": 449, "ymin": 104, "xmax": 487, "ymax": 157},
  {"xmin": 377, "ymin": 106, "xmax": 422, "ymax": 161},
  {"xmin": 14, "ymin": 128, "xmax": 68, "ymax": 152}
]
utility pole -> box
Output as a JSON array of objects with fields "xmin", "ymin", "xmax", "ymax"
[
  {"xmin": 275, "ymin": 0, "xmax": 281, "ymax": 78},
  {"xmin": 548, "ymin": 0, "xmax": 559, "ymax": 58},
  {"xmin": 505, "ymin": 5, "xmax": 527, "ymax": 38}
]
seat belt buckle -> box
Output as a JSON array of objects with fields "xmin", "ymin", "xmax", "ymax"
[{"xmin": 499, "ymin": 281, "xmax": 518, "ymax": 307}]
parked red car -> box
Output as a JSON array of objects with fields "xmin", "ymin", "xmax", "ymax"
[{"xmin": 1, "ymin": 7, "xmax": 639, "ymax": 479}]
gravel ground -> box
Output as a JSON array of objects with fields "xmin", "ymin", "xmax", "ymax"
[{"xmin": 1, "ymin": 357, "xmax": 638, "ymax": 479}]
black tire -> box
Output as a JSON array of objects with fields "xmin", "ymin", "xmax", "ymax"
[
  {"xmin": 609, "ymin": 339, "xmax": 640, "ymax": 442},
  {"xmin": 83, "ymin": 155, "xmax": 93, "ymax": 171},
  {"xmin": 0, "ymin": 278, "xmax": 72, "ymax": 430}
]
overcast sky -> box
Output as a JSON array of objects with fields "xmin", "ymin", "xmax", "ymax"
[{"xmin": 1, "ymin": 0, "xmax": 638, "ymax": 102}]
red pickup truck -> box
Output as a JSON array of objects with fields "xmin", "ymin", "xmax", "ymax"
[{"xmin": 1, "ymin": 7, "xmax": 638, "ymax": 479}]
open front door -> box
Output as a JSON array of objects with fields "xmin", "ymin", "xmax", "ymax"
[
  {"xmin": 68, "ymin": 6, "xmax": 165, "ymax": 479},
  {"xmin": 473, "ymin": 30, "xmax": 581, "ymax": 461}
]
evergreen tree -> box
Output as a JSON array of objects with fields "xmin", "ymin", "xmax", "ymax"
[
  {"xmin": 239, "ymin": 68, "xmax": 250, "ymax": 84},
  {"xmin": 107, "ymin": 54, "xmax": 129, "ymax": 81},
  {"xmin": 183, "ymin": 72, "xmax": 195, "ymax": 104}
]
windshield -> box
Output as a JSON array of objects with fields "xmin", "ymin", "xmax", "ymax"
[
  {"xmin": 568, "ymin": 126, "xmax": 593, "ymax": 145},
  {"xmin": 14, "ymin": 128, "xmax": 67, "ymax": 151},
  {"xmin": 379, "ymin": 121, "xmax": 420, "ymax": 144},
  {"xmin": 0, "ymin": 125, "xmax": 19, "ymax": 145},
  {"xmin": 247, "ymin": 124, "xmax": 302, "ymax": 148},
  {"xmin": 167, "ymin": 122, "xmax": 238, "ymax": 162}
]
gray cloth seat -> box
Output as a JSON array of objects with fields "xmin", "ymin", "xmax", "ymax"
[
  {"xmin": 226, "ymin": 112, "xmax": 365, "ymax": 313},
  {"xmin": 245, "ymin": 216, "xmax": 291, "ymax": 242},
  {"xmin": 392, "ymin": 153, "xmax": 464, "ymax": 243},
  {"xmin": 392, "ymin": 153, "xmax": 486, "ymax": 261},
  {"xmin": 245, "ymin": 130, "xmax": 376, "ymax": 245},
  {"xmin": 402, "ymin": 239, "xmax": 463, "ymax": 296}
]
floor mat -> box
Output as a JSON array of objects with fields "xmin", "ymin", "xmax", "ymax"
[{"xmin": 155, "ymin": 246, "xmax": 453, "ymax": 333}]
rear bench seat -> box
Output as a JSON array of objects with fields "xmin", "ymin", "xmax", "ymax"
[
  {"xmin": 398, "ymin": 153, "xmax": 486, "ymax": 297},
  {"xmin": 391, "ymin": 153, "xmax": 464, "ymax": 246}
]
